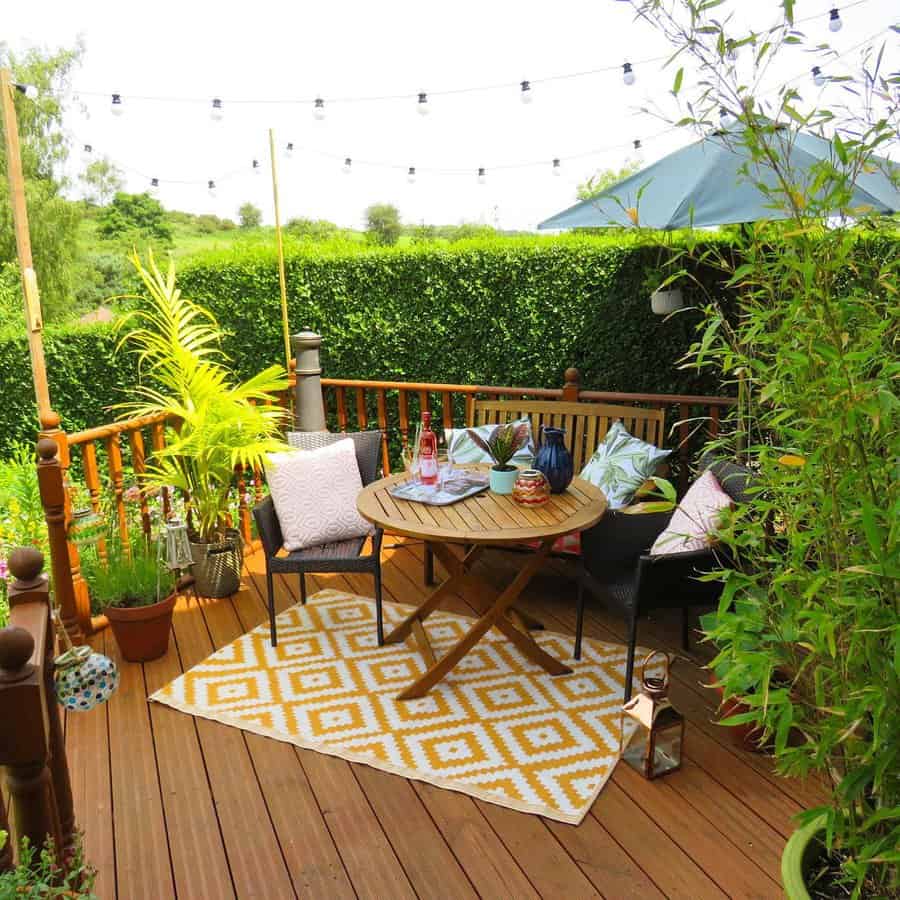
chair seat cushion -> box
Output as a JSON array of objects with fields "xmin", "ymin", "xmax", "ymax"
[
  {"xmin": 579, "ymin": 421, "xmax": 670, "ymax": 509},
  {"xmin": 650, "ymin": 468, "xmax": 732, "ymax": 556},
  {"xmin": 273, "ymin": 537, "xmax": 368, "ymax": 568},
  {"xmin": 265, "ymin": 439, "xmax": 373, "ymax": 551}
]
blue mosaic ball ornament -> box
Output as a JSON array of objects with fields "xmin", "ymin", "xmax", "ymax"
[{"xmin": 55, "ymin": 647, "xmax": 120, "ymax": 712}]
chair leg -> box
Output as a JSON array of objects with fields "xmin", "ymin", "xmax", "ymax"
[
  {"xmin": 424, "ymin": 544, "xmax": 435, "ymax": 586},
  {"xmin": 266, "ymin": 569, "xmax": 277, "ymax": 647},
  {"xmin": 681, "ymin": 606, "xmax": 691, "ymax": 651},
  {"xmin": 299, "ymin": 572, "xmax": 307, "ymax": 605},
  {"xmin": 574, "ymin": 577, "xmax": 586, "ymax": 661},
  {"xmin": 624, "ymin": 611, "xmax": 639, "ymax": 703},
  {"xmin": 374, "ymin": 566, "xmax": 384, "ymax": 647}
]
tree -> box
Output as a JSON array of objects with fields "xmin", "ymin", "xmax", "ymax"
[
  {"xmin": 97, "ymin": 192, "xmax": 172, "ymax": 243},
  {"xmin": 80, "ymin": 157, "xmax": 123, "ymax": 206},
  {"xmin": 284, "ymin": 217, "xmax": 341, "ymax": 241},
  {"xmin": 576, "ymin": 160, "xmax": 643, "ymax": 200},
  {"xmin": 364, "ymin": 204, "xmax": 402, "ymax": 246},
  {"xmin": 238, "ymin": 202, "xmax": 262, "ymax": 229},
  {"xmin": 0, "ymin": 42, "xmax": 84, "ymax": 319}
]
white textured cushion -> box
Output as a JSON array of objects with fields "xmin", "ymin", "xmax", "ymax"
[
  {"xmin": 650, "ymin": 469, "xmax": 732, "ymax": 556},
  {"xmin": 444, "ymin": 418, "xmax": 535, "ymax": 466},
  {"xmin": 265, "ymin": 439, "xmax": 373, "ymax": 551},
  {"xmin": 579, "ymin": 421, "xmax": 670, "ymax": 508}
]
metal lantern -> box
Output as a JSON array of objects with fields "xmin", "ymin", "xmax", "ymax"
[
  {"xmin": 68, "ymin": 507, "xmax": 105, "ymax": 546},
  {"xmin": 164, "ymin": 518, "xmax": 193, "ymax": 571},
  {"xmin": 620, "ymin": 650, "xmax": 684, "ymax": 779}
]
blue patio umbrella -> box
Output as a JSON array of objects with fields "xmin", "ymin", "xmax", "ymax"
[{"xmin": 538, "ymin": 126, "xmax": 900, "ymax": 231}]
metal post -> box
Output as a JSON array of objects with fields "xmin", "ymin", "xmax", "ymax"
[{"xmin": 292, "ymin": 330, "xmax": 327, "ymax": 432}]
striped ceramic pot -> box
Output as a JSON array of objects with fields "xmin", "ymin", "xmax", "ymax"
[{"xmin": 512, "ymin": 469, "xmax": 551, "ymax": 506}]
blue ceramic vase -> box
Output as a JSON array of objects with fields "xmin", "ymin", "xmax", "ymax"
[{"xmin": 534, "ymin": 426, "xmax": 574, "ymax": 494}]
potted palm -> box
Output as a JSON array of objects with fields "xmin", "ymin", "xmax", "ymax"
[
  {"xmin": 466, "ymin": 422, "xmax": 530, "ymax": 494},
  {"xmin": 116, "ymin": 251, "xmax": 289, "ymax": 597}
]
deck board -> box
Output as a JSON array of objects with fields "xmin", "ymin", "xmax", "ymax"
[{"xmin": 62, "ymin": 538, "xmax": 804, "ymax": 899}]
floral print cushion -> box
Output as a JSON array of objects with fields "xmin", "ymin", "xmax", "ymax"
[
  {"xmin": 579, "ymin": 421, "xmax": 670, "ymax": 508},
  {"xmin": 444, "ymin": 418, "xmax": 536, "ymax": 466},
  {"xmin": 650, "ymin": 469, "xmax": 732, "ymax": 556}
]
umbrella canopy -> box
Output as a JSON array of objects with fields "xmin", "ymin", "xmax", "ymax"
[{"xmin": 538, "ymin": 126, "xmax": 900, "ymax": 231}]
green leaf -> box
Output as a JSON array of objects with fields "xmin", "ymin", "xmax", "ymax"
[{"xmin": 673, "ymin": 67, "xmax": 684, "ymax": 96}]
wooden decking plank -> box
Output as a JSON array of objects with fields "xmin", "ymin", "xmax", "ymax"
[
  {"xmin": 143, "ymin": 597, "xmax": 236, "ymax": 900},
  {"xmin": 105, "ymin": 631, "xmax": 175, "ymax": 899},
  {"xmin": 170, "ymin": 594, "xmax": 297, "ymax": 899},
  {"xmin": 591, "ymin": 781, "xmax": 728, "ymax": 900},
  {"xmin": 65, "ymin": 630, "xmax": 116, "ymax": 900}
]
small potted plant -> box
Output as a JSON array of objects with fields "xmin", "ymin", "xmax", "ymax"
[
  {"xmin": 466, "ymin": 422, "xmax": 530, "ymax": 494},
  {"xmin": 90, "ymin": 543, "xmax": 175, "ymax": 662}
]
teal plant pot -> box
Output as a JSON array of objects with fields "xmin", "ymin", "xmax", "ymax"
[
  {"xmin": 489, "ymin": 466, "xmax": 518, "ymax": 495},
  {"xmin": 781, "ymin": 814, "xmax": 828, "ymax": 899}
]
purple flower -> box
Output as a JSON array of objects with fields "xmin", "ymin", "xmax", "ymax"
[{"xmin": 0, "ymin": 559, "xmax": 8, "ymax": 580}]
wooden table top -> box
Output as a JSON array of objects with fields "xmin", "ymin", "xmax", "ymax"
[{"xmin": 357, "ymin": 466, "xmax": 607, "ymax": 545}]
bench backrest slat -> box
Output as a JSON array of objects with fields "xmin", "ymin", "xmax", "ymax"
[{"xmin": 470, "ymin": 399, "xmax": 666, "ymax": 472}]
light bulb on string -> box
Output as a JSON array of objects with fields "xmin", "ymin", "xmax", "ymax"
[
  {"xmin": 110, "ymin": 93, "xmax": 124, "ymax": 116},
  {"xmin": 285, "ymin": 142, "xmax": 294, "ymax": 159},
  {"xmin": 622, "ymin": 63, "xmax": 635, "ymax": 86},
  {"xmin": 81, "ymin": 144, "xmax": 93, "ymax": 166},
  {"xmin": 149, "ymin": 177, "xmax": 160, "ymax": 195},
  {"xmin": 725, "ymin": 40, "xmax": 739, "ymax": 62},
  {"xmin": 313, "ymin": 98, "xmax": 326, "ymax": 120},
  {"xmin": 207, "ymin": 179, "xmax": 217, "ymax": 198},
  {"xmin": 210, "ymin": 98, "xmax": 224, "ymax": 121},
  {"xmin": 633, "ymin": 139, "xmax": 642, "ymax": 152},
  {"xmin": 828, "ymin": 8, "xmax": 842, "ymax": 32},
  {"xmin": 520, "ymin": 80, "xmax": 533, "ymax": 104},
  {"xmin": 719, "ymin": 107, "xmax": 735, "ymax": 127},
  {"xmin": 13, "ymin": 83, "xmax": 38, "ymax": 100},
  {"xmin": 552, "ymin": 158, "xmax": 561, "ymax": 177},
  {"xmin": 477, "ymin": 167, "xmax": 486, "ymax": 185},
  {"xmin": 252, "ymin": 159, "xmax": 261, "ymax": 176},
  {"xmin": 417, "ymin": 92, "xmax": 429, "ymax": 116},
  {"xmin": 407, "ymin": 166, "xmax": 416, "ymax": 184},
  {"xmin": 342, "ymin": 157, "xmax": 352, "ymax": 175},
  {"xmin": 812, "ymin": 66, "xmax": 826, "ymax": 87}
]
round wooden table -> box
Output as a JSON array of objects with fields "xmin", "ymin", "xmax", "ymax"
[{"xmin": 357, "ymin": 467, "xmax": 607, "ymax": 699}]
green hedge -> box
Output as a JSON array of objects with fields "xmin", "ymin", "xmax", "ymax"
[{"xmin": 0, "ymin": 235, "xmax": 730, "ymax": 456}]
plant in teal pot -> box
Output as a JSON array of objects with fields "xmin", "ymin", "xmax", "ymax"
[{"xmin": 466, "ymin": 423, "xmax": 530, "ymax": 494}]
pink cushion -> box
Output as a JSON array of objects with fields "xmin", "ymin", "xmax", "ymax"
[
  {"xmin": 650, "ymin": 469, "xmax": 732, "ymax": 556},
  {"xmin": 522, "ymin": 532, "xmax": 582, "ymax": 556},
  {"xmin": 265, "ymin": 439, "xmax": 373, "ymax": 551}
]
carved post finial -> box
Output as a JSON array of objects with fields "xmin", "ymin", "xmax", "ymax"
[
  {"xmin": 563, "ymin": 367, "xmax": 581, "ymax": 402},
  {"xmin": 8, "ymin": 547, "xmax": 44, "ymax": 584},
  {"xmin": 0, "ymin": 626, "xmax": 35, "ymax": 682}
]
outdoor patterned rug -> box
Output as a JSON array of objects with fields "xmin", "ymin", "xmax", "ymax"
[{"xmin": 151, "ymin": 589, "xmax": 645, "ymax": 824}]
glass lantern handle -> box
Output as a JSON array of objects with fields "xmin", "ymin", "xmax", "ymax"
[{"xmin": 640, "ymin": 649, "xmax": 670, "ymax": 691}]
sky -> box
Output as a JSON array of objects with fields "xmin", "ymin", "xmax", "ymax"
[{"xmin": 6, "ymin": 0, "xmax": 898, "ymax": 231}]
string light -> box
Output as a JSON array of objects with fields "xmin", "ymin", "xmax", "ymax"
[
  {"xmin": 210, "ymin": 98, "xmax": 224, "ymax": 121},
  {"xmin": 407, "ymin": 166, "xmax": 416, "ymax": 184},
  {"xmin": 829, "ymin": 8, "xmax": 843, "ymax": 32},
  {"xmin": 520, "ymin": 80, "xmax": 533, "ymax": 104},
  {"xmin": 313, "ymin": 97, "xmax": 326, "ymax": 120},
  {"xmin": 285, "ymin": 142, "xmax": 294, "ymax": 159},
  {"xmin": 477, "ymin": 167, "xmax": 486, "ymax": 184},
  {"xmin": 633, "ymin": 139, "xmax": 642, "ymax": 150},
  {"xmin": 725, "ymin": 40, "xmax": 739, "ymax": 62},
  {"xmin": 552, "ymin": 158, "xmax": 561, "ymax": 176},
  {"xmin": 13, "ymin": 83, "xmax": 38, "ymax": 100},
  {"xmin": 110, "ymin": 93, "xmax": 124, "ymax": 116},
  {"xmin": 719, "ymin": 106, "xmax": 735, "ymax": 127},
  {"xmin": 417, "ymin": 92, "xmax": 429, "ymax": 116},
  {"xmin": 812, "ymin": 66, "xmax": 827, "ymax": 87},
  {"xmin": 622, "ymin": 62, "xmax": 635, "ymax": 86},
  {"xmin": 81, "ymin": 144, "xmax": 93, "ymax": 165},
  {"xmin": 342, "ymin": 157, "xmax": 352, "ymax": 174},
  {"xmin": 207, "ymin": 179, "xmax": 216, "ymax": 197},
  {"xmin": 149, "ymin": 177, "xmax": 160, "ymax": 194},
  {"xmin": 252, "ymin": 159, "xmax": 261, "ymax": 175}
]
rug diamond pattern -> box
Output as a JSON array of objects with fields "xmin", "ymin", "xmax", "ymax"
[{"xmin": 151, "ymin": 589, "xmax": 646, "ymax": 824}]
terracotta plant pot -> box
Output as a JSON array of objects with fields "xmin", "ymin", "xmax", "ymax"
[
  {"xmin": 781, "ymin": 814, "xmax": 827, "ymax": 899},
  {"xmin": 105, "ymin": 592, "xmax": 176, "ymax": 663},
  {"xmin": 709, "ymin": 674, "xmax": 771, "ymax": 753}
]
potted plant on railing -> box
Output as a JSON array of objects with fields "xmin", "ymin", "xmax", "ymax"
[
  {"xmin": 115, "ymin": 251, "xmax": 289, "ymax": 597},
  {"xmin": 466, "ymin": 422, "xmax": 530, "ymax": 494}
]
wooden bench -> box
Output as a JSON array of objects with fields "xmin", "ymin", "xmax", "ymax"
[{"xmin": 422, "ymin": 399, "xmax": 668, "ymax": 584}]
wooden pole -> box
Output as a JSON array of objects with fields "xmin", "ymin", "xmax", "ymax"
[
  {"xmin": 268, "ymin": 128, "xmax": 292, "ymax": 370},
  {"xmin": 0, "ymin": 68, "xmax": 57, "ymax": 430}
]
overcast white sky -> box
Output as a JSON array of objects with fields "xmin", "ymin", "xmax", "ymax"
[{"xmin": 6, "ymin": 0, "xmax": 898, "ymax": 230}]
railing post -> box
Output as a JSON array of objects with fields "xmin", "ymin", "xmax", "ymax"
[
  {"xmin": 35, "ymin": 436, "xmax": 89, "ymax": 644},
  {"xmin": 562, "ymin": 367, "xmax": 581, "ymax": 402},
  {"xmin": 292, "ymin": 330, "xmax": 327, "ymax": 432}
]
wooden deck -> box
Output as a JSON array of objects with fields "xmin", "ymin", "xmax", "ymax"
[{"xmin": 64, "ymin": 538, "xmax": 824, "ymax": 899}]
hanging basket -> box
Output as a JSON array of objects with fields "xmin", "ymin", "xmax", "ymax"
[
  {"xmin": 189, "ymin": 528, "xmax": 243, "ymax": 598},
  {"xmin": 68, "ymin": 508, "xmax": 105, "ymax": 546}
]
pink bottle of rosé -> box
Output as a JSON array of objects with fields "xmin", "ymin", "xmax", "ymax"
[{"xmin": 418, "ymin": 412, "xmax": 439, "ymax": 486}]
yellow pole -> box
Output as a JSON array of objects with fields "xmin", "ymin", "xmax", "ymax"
[
  {"xmin": 268, "ymin": 128, "xmax": 292, "ymax": 370},
  {"xmin": 0, "ymin": 68, "xmax": 57, "ymax": 429}
]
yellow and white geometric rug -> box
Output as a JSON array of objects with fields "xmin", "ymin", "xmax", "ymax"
[{"xmin": 151, "ymin": 589, "xmax": 644, "ymax": 824}]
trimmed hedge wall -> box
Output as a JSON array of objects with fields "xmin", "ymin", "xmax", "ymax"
[{"xmin": 0, "ymin": 236, "xmax": 729, "ymax": 456}]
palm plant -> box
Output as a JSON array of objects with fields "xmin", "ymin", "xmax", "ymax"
[
  {"xmin": 466, "ymin": 423, "xmax": 529, "ymax": 470},
  {"xmin": 116, "ymin": 251, "xmax": 288, "ymax": 543}
]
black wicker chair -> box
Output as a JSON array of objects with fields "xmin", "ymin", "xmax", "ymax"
[
  {"xmin": 253, "ymin": 430, "xmax": 385, "ymax": 648},
  {"xmin": 574, "ymin": 458, "xmax": 755, "ymax": 701}
]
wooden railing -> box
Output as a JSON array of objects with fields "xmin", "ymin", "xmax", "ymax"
[
  {"xmin": 0, "ymin": 547, "xmax": 76, "ymax": 873},
  {"xmin": 37, "ymin": 364, "xmax": 733, "ymax": 645}
]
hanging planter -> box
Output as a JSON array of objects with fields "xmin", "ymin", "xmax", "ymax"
[
  {"xmin": 68, "ymin": 508, "xmax": 105, "ymax": 546},
  {"xmin": 55, "ymin": 644, "xmax": 120, "ymax": 711}
]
